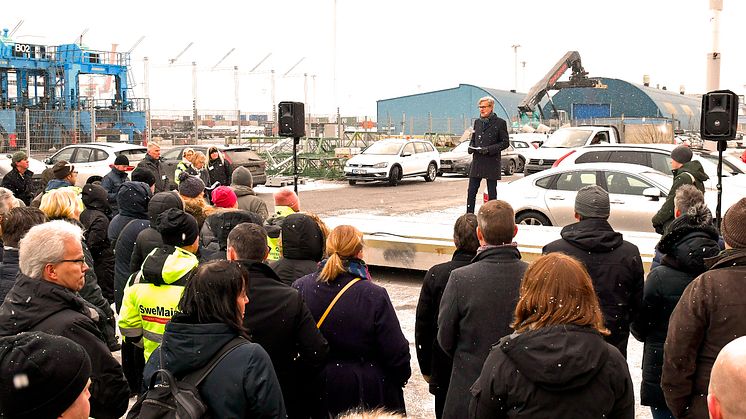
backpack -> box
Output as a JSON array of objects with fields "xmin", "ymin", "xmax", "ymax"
[{"xmin": 127, "ymin": 337, "xmax": 247, "ymax": 419}]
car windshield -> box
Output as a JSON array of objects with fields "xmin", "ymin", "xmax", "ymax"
[
  {"xmin": 699, "ymin": 154, "xmax": 742, "ymax": 175},
  {"xmin": 542, "ymin": 129, "xmax": 593, "ymax": 148},
  {"xmin": 453, "ymin": 141, "xmax": 469, "ymax": 152},
  {"xmin": 363, "ymin": 142, "xmax": 403, "ymax": 155}
]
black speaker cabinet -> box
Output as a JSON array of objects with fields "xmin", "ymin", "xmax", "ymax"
[
  {"xmin": 278, "ymin": 101, "xmax": 305, "ymax": 138},
  {"xmin": 700, "ymin": 90, "xmax": 739, "ymax": 141}
]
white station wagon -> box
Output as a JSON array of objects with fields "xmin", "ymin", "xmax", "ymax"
[{"xmin": 344, "ymin": 138, "xmax": 440, "ymax": 186}]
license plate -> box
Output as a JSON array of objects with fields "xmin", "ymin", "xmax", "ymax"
[
  {"xmin": 352, "ymin": 169, "xmax": 366, "ymax": 174},
  {"xmin": 441, "ymin": 164, "xmax": 451, "ymax": 169}
]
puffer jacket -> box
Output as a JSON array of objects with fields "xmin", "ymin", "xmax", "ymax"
[
  {"xmin": 652, "ymin": 160, "xmax": 709, "ymax": 234},
  {"xmin": 270, "ymin": 213, "xmax": 325, "ymax": 286},
  {"xmin": 107, "ymin": 181, "xmax": 152, "ymax": 242},
  {"xmin": 0, "ymin": 248, "xmax": 19, "ymax": 303},
  {"xmin": 630, "ymin": 211, "xmax": 721, "ymax": 408},
  {"xmin": 469, "ymin": 325, "xmax": 634, "ymax": 418},
  {"xmin": 80, "ymin": 184, "xmax": 115, "ymax": 303},
  {"xmin": 130, "ymin": 192, "xmax": 183, "ymax": 272},
  {"xmin": 199, "ymin": 209, "xmax": 264, "ymax": 261},
  {"xmin": 543, "ymin": 218, "xmax": 644, "ymax": 358},
  {"xmin": 119, "ymin": 245, "xmax": 198, "ymax": 360}
]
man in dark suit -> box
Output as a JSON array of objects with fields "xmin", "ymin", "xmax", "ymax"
[{"xmin": 466, "ymin": 96, "xmax": 510, "ymax": 214}]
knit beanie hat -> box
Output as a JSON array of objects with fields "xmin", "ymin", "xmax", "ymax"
[
  {"xmin": 231, "ymin": 166, "xmax": 253, "ymax": 188},
  {"xmin": 11, "ymin": 151, "xmax": 27, "ymax": 164},
  {"xmin": 671, "ymin": 145, "xmax": 693, "ymax": 164},
  {"xmin": 113, "ymin": 154, "xmax": 129, "ymax": 166},
  {"xmin": 155, "ymin": 208, "xmax": 199, "ymax": 247},
  {"xmin": 212, "ymin": 186, "xmax": 238, "ymax": 208},
  {"xmin": 0, "ymin": 331, "xmax": 91, "ymax": 418},
  {"xmin": 178, "ymin": 172, "xmax": 205, "ymax": 198},
  {"xmin": 721, "ymin": 198, "xmax": 746, "ymax": 248},
  {"xmin": 132, "ymin": 167, "xmax": 156, "ymax": 187},
  {"xmin": 274, "ymin": 188, "xmax": 299, "ymax": 212},
  {"xmin": 575, "ymin": 185, "xmax": 610, "ymax": 219},
  {"xmin": 52, "ymin": 161, "xmax": 75, "ymax": 179}
]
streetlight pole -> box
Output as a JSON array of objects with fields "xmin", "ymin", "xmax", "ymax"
[
  {"xmin": 511, "ymin": 44, "xmax": 521, "ymax": 92},
  {"xmin": 706, "ymin": 0, "xmax": 722, "ymax": 91}
]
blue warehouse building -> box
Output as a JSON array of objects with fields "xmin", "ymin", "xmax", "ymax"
[{"xmin": 377, "ymin": 78, "xmax": 702, "ymax": 135}]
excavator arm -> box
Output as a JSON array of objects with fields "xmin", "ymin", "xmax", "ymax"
[{"xmin": 518, "ymin": 51, "xmax": 603, "ymax": 116}]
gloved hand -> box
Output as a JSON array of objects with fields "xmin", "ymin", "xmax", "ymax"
[{"xmin": 479, "ymin": 148, "xmax": 490, "ymax": 155}]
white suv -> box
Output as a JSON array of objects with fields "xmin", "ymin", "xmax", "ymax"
[
  {"xmin": 44, "ymin": 143, "xmax": 147, "ymax": 186},
  {"xmin": 344, "ymin": 138, "xmax": 440, "ymax": 186}
]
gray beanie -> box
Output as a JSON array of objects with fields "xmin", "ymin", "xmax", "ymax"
[
  {"xmin": 178, "ymin": 174, "xmax": 205, "ymax": 198},
  {"xmin": 231, "ymin": 166, "xmax": 253, "ymax": 188},
  {"xmin": 575, "ymin": 185, "xmax": 610, "ymax": 219},
  {"xmin": 671, "ymin": 145, "xmax": 693, "ymax": 164}
]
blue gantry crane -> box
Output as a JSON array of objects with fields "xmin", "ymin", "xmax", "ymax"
[{"xmin": 0, "ymin": 28, "xmax": 146, "ymax": 148}]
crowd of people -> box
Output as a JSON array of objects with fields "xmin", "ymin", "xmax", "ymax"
[{"xmin": 0, "ymin": 141, "xmax": 744, "ymax": 419}]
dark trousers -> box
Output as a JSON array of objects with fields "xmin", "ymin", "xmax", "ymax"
[
  {"xmin": 434, "ymin": 387, "xmax": 447, "ymax": 419},
  {"xmin": 122, "ymin": 340, "xmax": 146, "ymax": 395},
  {"xmin": 467, "ymin": 177, "xmax": 497, "ymax": 213}
]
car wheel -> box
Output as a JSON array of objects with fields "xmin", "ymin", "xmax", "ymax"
[
  {"xmin": 388, "ymin": 165, "xmax": 402, "ymax": 186},
  {"xmin": 503, "ymin": 160, "xmax": 516, "ymax": 176},
  {"xmin": 516, "ymin": 211, "xmax": 551, "ymax": 226},
  {"xmin": 348, "ymin": 179, "xmax": 357, "ymax": 186},
  {"xmin": 424, "ymin": 163, "xmax": 437, "ymax": 182},
  {"xmin": 516, "ymin": 157, "xmax": 525, "ymax": 173}
]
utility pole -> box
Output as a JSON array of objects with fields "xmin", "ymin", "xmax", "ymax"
[
  {"xmin": 144, "ymin": 56, "xmax": 151, "ymax": 144},
  {"xmin": 304, "ymin": 73, "xmax": 309, "ymax": 138},
  {"xmin": 271, "ymin": 70, "xmax": 276, "ymax": 135},
  {"xmin": 511, "ymin": 44, "xmax": 521, "ymax": 92},
  {"xmin": 234, "ymin": 65, "xmax": 240, "ymax": 145},
  {"xmin": 706, "ymin": 0, "xmax": 722, "ymax": 91},
  {"xmin": 192, "ymin": 61, "xmax": 198, "ymax": 144}
]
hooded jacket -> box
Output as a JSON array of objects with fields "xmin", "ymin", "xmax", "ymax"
[
  {"xmin": 80, "ymin": 184, "xmax": 115, "ymax": 302},
  {"xmin": 630, "ymin": 212, "xmax": 721, "ymax": 408},
  {"xmin": 543, "ymin": 218, "xmax": 644, "ymax": 358},
  {"xmin": 662, "ymin": 248, "xmax": 746, "ymax": 419},
  {"xmin": 469, "ymin": 325, "xmax": 634, "ymax": 418},
  {"xmin": 131, "ymin": 192, "xmax": 184, "ymax": 272},
  {"xmin": 107, "ymin": 181, "xmax": 152, "ymax": 242},
  {"xmin": 143, "ymin": 321, "xmax": 286, "ymax": 418},
  {"xmin": 0, "ymin": 247, "xmax": 19, "ymax": 303},
  {"xmin": 652, "ymin": 160, "xmax": 709, "ymax": 234},
  {"xmin": 101, "ymin": 166, "xmax": 128, "ymax": 214},
  {"xmin": 232, "ymin": 185, "xmax": 269, "ymax": 220},
  {"xmin": 0, "ymin": 274, "xmax": 130, "ymax": 419},
  {"xmin": 119, "ymin": 245, "xmax": 198, "ymax": 360},
  {"xmin": 265, "ymin": 206, "xmax": 296, "ymax": 262},
  {"xmin": 199, "ymin": 209, "xmax": 264, "ymax": 259},
  {"xmin": 270, "ymin": 213, "xmax": 325, "ymax": 286}
]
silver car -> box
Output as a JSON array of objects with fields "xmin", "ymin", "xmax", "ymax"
[
  {"xmin": 493, "ymin": 162, "xmax": 739, "ymax": 233},
  {"xmin": 439, "ymin": 141, "xmax": 523, "ymax": 176}
]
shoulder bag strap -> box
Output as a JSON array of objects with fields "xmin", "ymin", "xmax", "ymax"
[
  {"xmin": 316, "ymin": 277, "xmax": 362, "ymax": 329},
  {"xmin": 182, "ymin": 337, "xmax": 248, "ymax": 386}
]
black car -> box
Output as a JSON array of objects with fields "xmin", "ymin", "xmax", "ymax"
[{"xmin": 161, "ymin": 145, "xmax": 267, "ymax": 187}]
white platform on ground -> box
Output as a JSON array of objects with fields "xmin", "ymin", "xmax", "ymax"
[{"xmin": 325, "ymin": 210, "xmax": 661, "ymax": 272}]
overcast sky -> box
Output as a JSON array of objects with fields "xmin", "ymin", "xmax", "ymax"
[{"xmin": 4, "ymin": 0, "xmax": 745, "ymax": 118}]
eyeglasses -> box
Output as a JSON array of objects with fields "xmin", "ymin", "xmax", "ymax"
[{"xmin": 58, "ymin": 259, "xmax": 86, "ymax": 267}]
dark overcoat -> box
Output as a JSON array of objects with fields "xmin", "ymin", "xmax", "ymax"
[{"xmin": 468, "ymin": 113, "xmax": 510, "ymax": 180}]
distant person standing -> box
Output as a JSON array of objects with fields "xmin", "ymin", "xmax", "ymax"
[
  {"xmin": 465, "ymin": 96, "xmax": 510, "ymax": 214},
  {"xmin": 1, "ymin": 151, "xmax": 34, "ymax": 206},
  {"xmin": 652, "ymin": 145, "xmax": 708, "ymax": 234},
  {"xmin": 101, "ymin": 154, "xmax": 130, "ymax": 216},
  {"xmin": 137, "ymin": 142, "xmax": 169, "ymax": 192},
  {"xmin": 207, "ymin": 146, "xmax": 232, "ymax": 187}
]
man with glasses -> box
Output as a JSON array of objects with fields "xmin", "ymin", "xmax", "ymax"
[
  {"xmin": 47, "ymin": 160, "xmax": 79, "ymax": 190},
  {"xmin": 466, "ymin": 96, "xmax": 510, "ymax": 214},
  {"xmin": 0, "ymin": 220, "xmax": 130, "ymax": 419}
]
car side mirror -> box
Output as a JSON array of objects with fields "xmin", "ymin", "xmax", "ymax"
[
  {"xmin": 401, "ymin": 152, "xmax": 412, "ymax": 157},
  {"xmin": 643, "ymin": 187, "xmax": 662, "ymax": 200},
  {"xmin": 44, "ymin": 157, "xmax": 52, "ymax": 165}
]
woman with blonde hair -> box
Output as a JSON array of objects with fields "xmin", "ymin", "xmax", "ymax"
[
  {"xmin": 39, "ymin": 187, "xmax": 84, "ymax": 220},
  {"xmin": 293, "ymin": 225, "xmax": 411, "ymax": 418},
  {"xmin": 469, "ymin": 252, "xmax": 634, "ymax": 418},
  {"xmin": 174, "ymin": 147, "xmax": 197, "ymax": 185}
]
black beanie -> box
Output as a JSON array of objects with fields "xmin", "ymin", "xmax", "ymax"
[
  {"xmin": 0, "ymin": 331, "xmax": 91, "ymax": 418},
  {"xmin": 132, "ymin": 167, "xmax": 156, "ymax": 187},
  {"xmin": 156, "ymin": 208, "xmax": 199, "ymax": 247}
]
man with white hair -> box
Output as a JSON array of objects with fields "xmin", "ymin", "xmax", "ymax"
[
  {"xmin": 708, "ymin": 336, "xmax": 746, "ymax": 419},
  {"xmin": 465, "ymin": 96, "xmax": 510, "ymax": 214},
  {"xmin": 137, "ymin": 142, "xmax": 169, "ymax": 192},
  {"xmin": 0, "ymin": 220, "xmax": 129, "ymax": 419}
]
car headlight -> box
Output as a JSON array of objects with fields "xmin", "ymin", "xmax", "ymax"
[{"xmin": 372, "ymin": 162, "xmax": 388, "ymax": 168}]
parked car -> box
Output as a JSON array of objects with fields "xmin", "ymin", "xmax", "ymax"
[
  {"xmin": 439, "ymin": 140, "xmax": 523, "ymax": 176},
  {"xmin": 484, "ymin": 162, "xmax": 739, "ymax": 233},
  {"xmin": 44, "ymin": 143, "xmax": 147, "ymax": 186},
  {"xmin": 160, "ymin": 145, "xmax": 267, "ymax": 187},
  {"xmin": 344, "ymin": 138, "xmax": 439, "ymax": 186},
  {"xmin": 0, "ymin": 153, "xmax": 47, "ymax": 196},
  {"xmin": 553, "ymin": 143, "xmax": 746, "ymax": 190}
]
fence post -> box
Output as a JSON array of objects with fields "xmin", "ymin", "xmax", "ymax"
[
  {"xmin": 90, "ymin": 108, "xmax": 96, "ymax": 143},
  {"xmin": 25, "ymin": 109, "xmax": 30, "ymax": 156}
]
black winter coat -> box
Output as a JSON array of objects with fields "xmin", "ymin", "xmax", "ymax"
[
  {"xmin": 136, "ymin": 154, "xmax": 169, "ymax": 192},
  {"xmin": 437, "ymin": 245, "xmax": 527, "ymax": 419},
  {"xmin": 468, "ymin": 113, "xmax": 510, "ymax": 179},
  {"xmin": 81, "ymin": 184, "xmax": 115, "ymax": 302},
  {"xmin": 199, "ymin": 209, "xmax": 264, "ymax": 255},
  {"xmin": 144, "ymin": 321, "xmax": 286, "ymax": 418},
  {"xmin": 469, "ymin": 325, "xmax": 634, "ymax": 419},
  {"xmin": 130, "ymin": 191, "xmax": 184, "ymax": 272},
  {"xmin": 630, "ymin": 217, "xmax": 720, "ymax": 408},
  {"xmin": 662, "ymin": 248, "xmax": 746, "ymax": 419},
  {"xmin": 270, "ymin": 213, "xmax": 325, "ymax": 286},
  {"xmin": 240, "ymin": 260, "xmax": 329, "ymax": 419},
  {"xmin": 543, "ymin": 218, "xmax": 644, "ymax": 358},
  {"xmin": 1, "ymin": 167, "xmax": 34, "ymax": 205},
  {"xmin": 207, "ymin": 156, "xmax": 231, "ymax": 186},
  {"xmin": 0, "ymin": 248, "xmax": 19, "ymax": 303},
  {"xmin": 0, "ymin": 274, "xmax": 130, "ymax": 419},
  {"xmin": 107, "ymin": 181, "xmax": 151, "ymax": 242},
  {"xmin": 100, "ymin": 167, "xmax": 128, "ymax": 215},
  {"xmin": 113, "ymin": 219, "xmax": 150, "ymax": 311},
  {"xmin": 294, "ymin": 270, "xmax": 411, "ymax": 418},
  {"xmin": 415, "ymin": 249, "xmax": 475, "ymax": 397}
]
